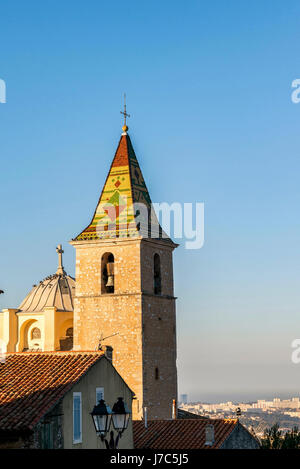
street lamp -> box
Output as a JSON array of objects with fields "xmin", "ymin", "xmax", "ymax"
[
  {"xmin": 91, "ymin": 397, "xmax": 131, "ymax": 449},
  {"xmin": 112, "ymin": 397, "xmax": 131, "ymax": 433},
  {"xmin": 91, "ymin": 399, "xmax": 112, "ymax": 439}
]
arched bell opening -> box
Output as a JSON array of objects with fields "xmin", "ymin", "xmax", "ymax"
[
  {"xmin": 101, "ymin": 253, "xmax": 115, "ymax": 294},
  {"xmin": 154, "ymin": 253, "xmax": 161, "ymax": 295}
]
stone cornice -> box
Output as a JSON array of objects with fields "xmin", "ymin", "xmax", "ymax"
[{"xmin": 75, "ymin": 292, "xmax": 177, "ymax": 300}]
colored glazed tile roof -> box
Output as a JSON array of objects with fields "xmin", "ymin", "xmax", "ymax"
[
  {"xmin": 0, "ymin": 351, "xmax": 104, "ymax": 433},
  {"xmin": 75, "ymin": 133, "xmax": 167, "ymax": 241},
  {"xmin": 133, "ymin": 418, "xmax": 238, "ymax": 449}
]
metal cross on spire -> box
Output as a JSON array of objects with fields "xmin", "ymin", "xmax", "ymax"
[{"xmin": 120, "ymin": 93, "xmax": 130, "ymax": 133}]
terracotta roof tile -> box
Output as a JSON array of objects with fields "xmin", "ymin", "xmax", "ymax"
[
  {"xmin": 133, "ymin": 419, "xmax": 238, "ymax": 449},
  {"xmin": 177, "ymin": 408, "xmax": 208, "ymax": 419},
  {"xmin": 0, "ymin": 351, "xmax": 104, "ymax": 432}
]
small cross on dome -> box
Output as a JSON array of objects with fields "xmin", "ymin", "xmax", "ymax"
[{"xmin": 56, "ymin": 244, "xmax": 65, "ymax": 275}]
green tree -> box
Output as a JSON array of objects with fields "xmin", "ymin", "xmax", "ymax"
[
  {"xmin": 261, "ymin": 424, "xmax": 300, "ymax": 449},
  {"xmin": 261, "ymin": 423, "xmax": 282, "ymax": 449},
  {"xmin": 281, "ymin": 427, "xmax": 300, "ymax": 449}
]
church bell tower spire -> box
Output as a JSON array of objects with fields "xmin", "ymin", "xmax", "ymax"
[{"xmin": 71, "ymin": 112, "xmax": 178, "ymax": 420}]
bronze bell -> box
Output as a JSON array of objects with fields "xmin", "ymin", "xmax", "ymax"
[{"xmin": 106, "ymin": 262, "xmax": 114, "ymax": 287}]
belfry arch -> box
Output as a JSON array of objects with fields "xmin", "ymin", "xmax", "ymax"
[{"xmin": 101, "ymin": 253, "xmax": 115, "ymax": 294}]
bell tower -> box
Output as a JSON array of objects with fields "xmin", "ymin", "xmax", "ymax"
[{"xmin": 70, "ymin": 121, "xmax": 177, "ymax": 420}]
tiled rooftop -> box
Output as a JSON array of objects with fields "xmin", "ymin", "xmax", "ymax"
[
  {"xmin": 0, "ymin": 351, "xmax": 104, "ymax": 432},
  {"xmin": 177, "ymin": 408, "xmax": 208, "ymax": 419},
  {"xmin": 133, "ymin": 418, "xmax": 238, "ymax": 449}
]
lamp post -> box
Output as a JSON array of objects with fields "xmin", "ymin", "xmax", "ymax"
[{"xmin": 91, "ymin": 397, "xmax": 131, "ymax": 449}]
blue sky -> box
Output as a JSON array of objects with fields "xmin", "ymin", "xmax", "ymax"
[{"xmin": 1, "ymin": 0, "xmax": 300, "ymax": 402}]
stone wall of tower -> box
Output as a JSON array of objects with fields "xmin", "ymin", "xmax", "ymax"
[
  {"xmin": 140, "ymin": 241, "xmax": 177, "ymax": 419},
  {"xmin": 71, "ymin": 237, "xmax": 177, "ymax": 420},
  {"xmin": 141, "ymin": 294, "xmax": 177, "ymax": 419}
]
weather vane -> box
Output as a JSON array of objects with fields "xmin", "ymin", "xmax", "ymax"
[{"xmin": 120, "ymin": 93, "xmax": 130, "ymax": 133}]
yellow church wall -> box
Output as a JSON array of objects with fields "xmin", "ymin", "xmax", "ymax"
[
  {"xmin": 16, "ymin": 314, "xmax": 44, "ymax": 352},
  {"xmin": 1, "ymin": 309, "xmax": 19, "ymax": 352},
  {"xmin": 43, "ymin": 307, "xmax": 56, "ymax": 351},
  {"xmin": 58, "ymin": 316, "xmax": 73, "ymax": 339},
  {"xmin": 13, "ymin": 310, "xmax": 73, "ymax": 352},
  {"xmin": 43, "ymin": 307, "xmax": 73, "ymax": 351},
  {"xmin": 55, "ymin": 311, "xmax": 73, "ymax": 350},
  {"xmin": 1, "ymin": 307, "xmax": 73, "ymax": 353}
]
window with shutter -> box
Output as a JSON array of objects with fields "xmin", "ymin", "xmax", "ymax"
[
  {"xmin": 73, "ymin": 392, "xmax": 82, "ymax": 444},
  {"xmin": 96, "ymin": 387, "xmax": 104, "ymax": 404},
  {"xmin": 43, "ymin": 422, "xmax": 53, "ymax": 449}
]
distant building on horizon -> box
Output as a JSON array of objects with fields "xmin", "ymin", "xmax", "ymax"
[{"xmin": 180, "ymin": 394, "xmax": 188, "ymax": 404}]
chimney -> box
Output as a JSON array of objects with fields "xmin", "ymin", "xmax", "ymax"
[
  {"xmin": 205, "ymin": 424, "xmax": 215, "ymax": 446},
  {"xmin": 172, "ymin": 399, "xmax": 177, "ymax": 419},
  {"xmin": 144, "ymin": 407, "xmax": 148, "ymax": 428},
  {"xmin": 102, "ymin": 345, "xmax": 113, "ymax": 362}
]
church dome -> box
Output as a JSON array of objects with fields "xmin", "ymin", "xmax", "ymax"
[{"xmin": 18, "ymin": 245, "xmax": 75, "ymax": 313}]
